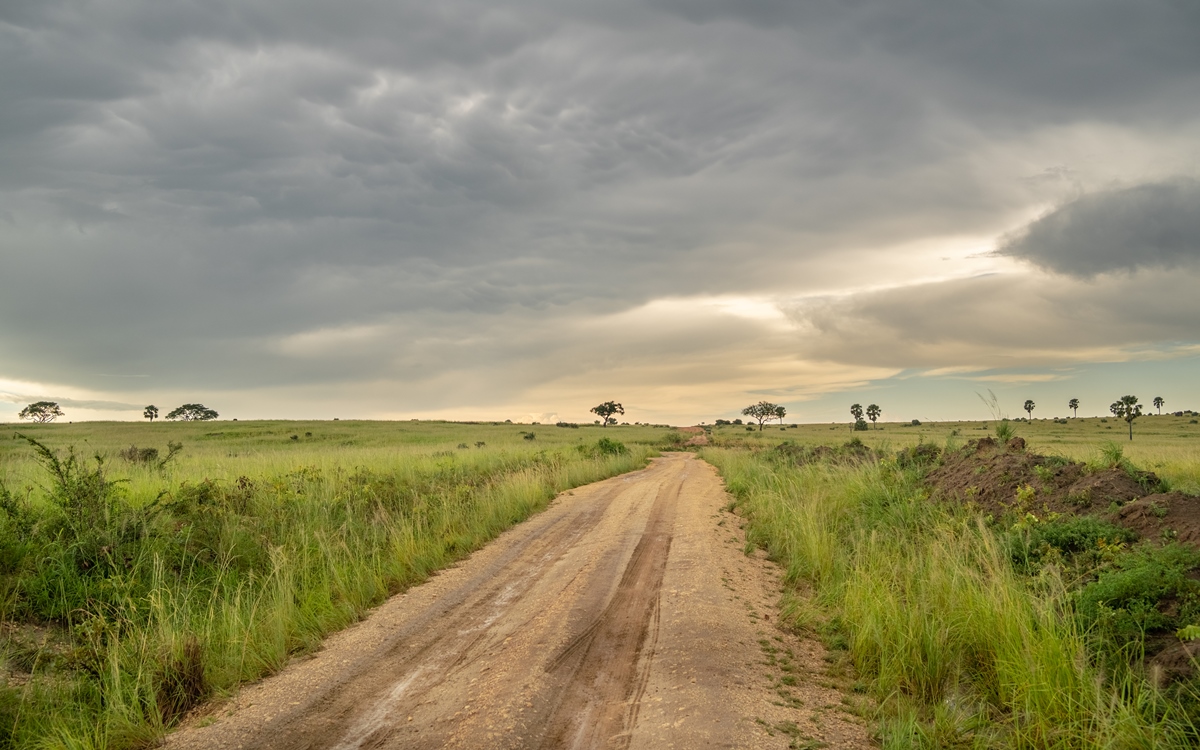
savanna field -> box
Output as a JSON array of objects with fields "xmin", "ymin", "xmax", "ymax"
[
  {"xmin": 0, "ymin": 420, "xmax": 665, "ymax": 748},
  {"xmin": 3, "ymin": 416, "xmax": 1200, "ymax": 748}
]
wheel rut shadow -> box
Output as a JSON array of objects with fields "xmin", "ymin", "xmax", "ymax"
[{"xmin": 534, "ymin": 475, "xmax": 681, "ymax": 749}]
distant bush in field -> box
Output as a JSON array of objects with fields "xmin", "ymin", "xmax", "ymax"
[
  {"xmin": 120, "ymin": 445, "xmax": 160, "ymax": 463},
  {"xmin": 555, "ymin": 422, "xmax": 579, "ymax": 428},
  {"xmin": 118, "ymin": 441, "xmax": 183, "ymax": 469},
  {"xmin": 596, "ymin": 437, "xmax": 627, "ymax": 455}
]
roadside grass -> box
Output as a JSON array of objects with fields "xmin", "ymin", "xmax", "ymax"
[
  {"xmin": 0, "ymin": 421, "xmax": 666, "ymax": 749},
  {"xmin": 705, "ymin": 416, "xmax": 1200, "ymax": 494},
  {"xmin": 702, "ymin": 444, "xmax": 1200, "ymax": 748}
]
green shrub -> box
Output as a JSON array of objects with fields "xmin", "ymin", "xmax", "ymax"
[
  {"xmin": 994, "ymin": 419, "xmax": 1016, "ymax": 442},
  {"xmin": 1007, "ymin": 516, "xmax": 1136, "ymax": 575},
  {"xmin": 596, "ymin": 437, "xmax": 627, "ymax": 456},
  {"xmin": 895, "ymin": 443, "xmax": 941, "ymax": 469},
  {"xmin": 1077, "ymin": 544, "xmax": 1200, "ymax": 643}
]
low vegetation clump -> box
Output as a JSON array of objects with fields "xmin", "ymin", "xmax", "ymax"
[
  {"xmin": 0, "ymin": 424, "xmax": 657, "ymax": 748},
  {"xmin": 704, "ymin": 434, "xmax": 1200, "ymax": 748}
]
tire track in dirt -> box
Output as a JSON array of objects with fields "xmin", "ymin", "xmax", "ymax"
[
  {"xmin": 167, "ymin": 454, "xmax": 875, "ymax": 750},
  {"xmin": 536, "ymin": 476, "xmax": 679, "ymax": 749}
]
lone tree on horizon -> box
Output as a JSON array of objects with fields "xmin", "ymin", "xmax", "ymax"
[
  {"xmin": 19, "ymin": 401, "xmax": 64, "ymax": 423},
  {"xmin": 850, "ymin": 403, "xmax": 864, "ymax": 430},
  {"xmin": 166, "ymin": 404, "xmax": 219, "ymax": 421},
  {"xmin": 1110, "ymin": 395, "xmax": 1142, "ymax": 441},
  {"xmin": 1024, "ymin": 399, "xmax": 1035, "ymax": 420},
  {"xmin": 144, "ymin": 405, "xmax": 159, "ymax": 421},
  {"xmin": 742, "ymin": 401, "xmax": 779, "ymax": 431},
  {"xmin": 590, "ymin": 401, "xmax": 624, "ymax": 427},
  {"xmin": 774, "ymin": 405, "xmax": 787, "ymax": 425},
  {"xmin": 1154, "ymin": 396, "xmax": 1165, "ymax": 414},
  {"xmin": 866, "ymin": 404, "xmax": 881, "ymax": 428},
  {"xmin": 1068, "ymin": 398, "xmax": 1079, "ymax": 418}
]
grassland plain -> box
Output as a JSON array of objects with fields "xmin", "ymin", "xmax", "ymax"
[
  {"xmin": 0, "ymin": 420, "xmax": 668, "ymax": 749},
  {"xmin": 702, "ymin": 420, "xmax": 1200, "ymax": 749},
  {"xmin": 705, "ymin": 414, "xmax": 1200, "ymax": 494}
]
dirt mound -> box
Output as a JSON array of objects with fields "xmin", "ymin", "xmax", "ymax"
[
  {"xmin": 927, "ymin": 439, "xmax": 1157, "ymax": 532},
  {"xmin": 1148, "ymin": 637, "xmax": 1200, "ymax": 686},
  {"xmin": 1111, "ymin": 493, "xmax": 1200, "ymax": 547}
]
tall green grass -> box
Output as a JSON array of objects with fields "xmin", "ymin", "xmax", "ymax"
[
  {"xmin": 703, "ymin": 447, "xmax": 1199, "ymax": 748},
  {"xmin": 0, "ymin": 427, "xmax": 657, "ymax": 749}
]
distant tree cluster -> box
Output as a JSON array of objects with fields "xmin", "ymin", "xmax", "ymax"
[
  {"xmin": 849, "ymin": 403, "xmax": 882, "ymax": 431},
  {"xmin": 18, "ymin": 401, "xmax": 64, "ymax": 423},
  {"xmin": 590, "ymin": 401, "xmax": 624, "ymax": 427},
  {"xmin": 166, "ymin": 404, "xmax": 219, "ymax": 421},
  {"xmin": 1110, "ymin": 395, "xmax": 1142, "ymax": 441},
  {"xmin": 741, "ymin": 401, "xmax": 785, "ymax": 431},
  {"xmin": 15, "ymin": 400, "xmax": 221, "ymax": 423}
]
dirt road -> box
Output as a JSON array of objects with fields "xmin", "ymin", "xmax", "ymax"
[{"xmin": 168, "ymin": 453, "xmax": 872, "ymax": 749}]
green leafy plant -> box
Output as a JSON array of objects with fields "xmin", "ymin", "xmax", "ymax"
[{"xmin": 994, "ymin": 419, "xmax": 1016, "ymax": 442}]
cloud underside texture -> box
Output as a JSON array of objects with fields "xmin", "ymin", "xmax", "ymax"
[{"xmin": 2, "ymin": 0, "xmax": 1200, "ymax": 414}]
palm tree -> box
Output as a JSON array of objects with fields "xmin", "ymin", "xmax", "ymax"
[
  {"xmin": 1110, "ymin": 395, "xmax": 1142, "ymax": 441},
  {"xmin": 1068, "ymin": 398, "xmax": 1079, "ymax": 418},
  {"xmin": 1153, "ymin": 396, "xmax": 1165, "ymax": 415},
  {"xmin": 1024, "ymin": 399, "xmax": 1035, "ymax": 420},
  {"xmin": 850, "ymin": 403, "xmax": 863, "ymax": 430},
  {"xmin": 774, "ymin": 405, "xmax": 787, "ymax": 425},
  {"xmin": 866, "ymin": 404, "xmax": 881, "ymax": 428}
]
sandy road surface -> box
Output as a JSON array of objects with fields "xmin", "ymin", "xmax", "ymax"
[{"xmin": 168, "ymin": 454, "xmax": 872, "ymax": 749}]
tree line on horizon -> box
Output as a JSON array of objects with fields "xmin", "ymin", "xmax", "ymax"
[{"xmin": 15, "ymin": 401, "xmax": 219, "ymax": 423}]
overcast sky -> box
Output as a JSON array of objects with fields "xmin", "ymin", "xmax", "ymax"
[{"xmin": 2, "ymin": 0, "xmax": 1199, "ymax": 425}]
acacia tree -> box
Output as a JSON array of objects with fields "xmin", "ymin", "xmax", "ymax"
[
  {"xmin": 1154, "ymin": 396, "xmax": 1165, "ymax": 415},
  {"xmin": 742, "ymin": 401, "xmax": 779, "ymax": 431},
  {"xmin": 19, "ymin": 401, "xmax": 64, "ymax": 423},
  {"xmin": 866, "ymin": 404, "xmax": 881, "ymax": 428},
  {"xmin": 1024, "ymin": 400, "xmax": 1035, "ymax": 420},
  {"xmin": 1110, "ymin": 395, "xmax": 1142, "ymax": 441},
  {"xmin": 774, "ymin": 405, "xmax": 787, "ymax": 425},
  {"xmin": 590, "ymin": 401, "xmax": 624, "ymax": 427},
  {"xmin": 1068, "ymin": 398, "xmax": 1079, "ymax": 418},
  {"xmin": 166, "ymin": 403, "xmax": 219, "ymax": 421},
  {"xmin": 144, "ymin": 405, "xmax": 159, "ymax": 421}
]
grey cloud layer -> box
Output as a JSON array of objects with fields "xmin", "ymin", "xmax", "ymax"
[
  {"xmin": 2, "ymin": 1, "xmax": 1199, "ymax": 410},
  {"xmin": 999, "ymin": 179, "xmax": 1200, "ymax": 276}
]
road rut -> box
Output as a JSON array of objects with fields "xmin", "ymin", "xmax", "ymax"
[{"xmin": 168, "ymin": 453, "xmax": 872, "ymax": 749}]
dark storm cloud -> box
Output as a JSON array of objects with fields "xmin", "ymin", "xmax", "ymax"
[
  {"xmin": 2, "ymin": 0, "xmax": 1199, "ymax": 409},
  {"xmin": 998, "ymin": 179, "xmax": 1200, "ymax": 276}
]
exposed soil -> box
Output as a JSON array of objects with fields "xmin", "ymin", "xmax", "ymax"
[
  {"xmin": 925, "ymin": 438, "xmax": 1193, "ymax": 543},
  {"xmin": 166, "ymin": 453, "xmax": 872, "ymax": 750},
  {"xmin": 1113, "ymin": 493, "xmax": 1200, "ymax": 547}
]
